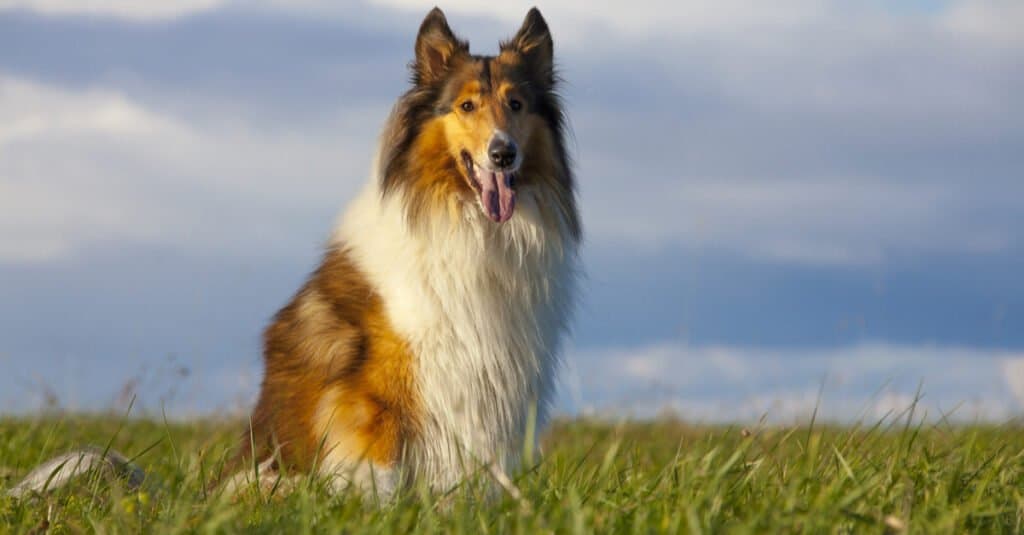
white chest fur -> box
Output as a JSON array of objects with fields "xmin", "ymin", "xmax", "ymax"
[{"xmin": 335, "ymin": 180, "xmax": 577, "ymax": 489}]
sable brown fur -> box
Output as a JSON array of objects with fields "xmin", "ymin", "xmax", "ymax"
[{"xmin": 236, "ymin": 247, "xmax": 420, "ymax": 475}]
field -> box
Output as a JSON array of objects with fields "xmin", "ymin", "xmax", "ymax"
[{"xmin": 2, "ymin": 411, "xmax": 1024, "ymax": 533}]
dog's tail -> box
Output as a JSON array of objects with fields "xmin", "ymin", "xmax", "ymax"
[{"xmin": 6, "ymin": 446, "xmax": 145, "ymax": 498}]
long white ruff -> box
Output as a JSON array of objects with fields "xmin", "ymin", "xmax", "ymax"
[{"xmin": 332, "ymin": 167, "xmax": 579, "ymax": 491}]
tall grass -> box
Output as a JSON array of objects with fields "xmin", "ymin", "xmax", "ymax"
[{"xmin": 2, "ymin": 412, "xmax": 1024, "ymax": 533}]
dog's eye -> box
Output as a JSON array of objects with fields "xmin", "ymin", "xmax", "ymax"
[
  {"xmin": 460, "ymin": 101, "xmax": 475, "ymax": 112},
  {"xmin": 509, "ymin": 99, "xmax": 522, "ymax": 112}
]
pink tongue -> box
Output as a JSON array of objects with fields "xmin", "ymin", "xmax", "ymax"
[{"xmin": 477, "ymin": 169, "xmax": 516, "ymax": 223}]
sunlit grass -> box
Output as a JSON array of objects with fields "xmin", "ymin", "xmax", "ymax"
[{"xmin": 3, "ymin": 411, "xmax": 1024, "ymax": 533}]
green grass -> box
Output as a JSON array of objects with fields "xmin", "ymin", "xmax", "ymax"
[{"xmin": 2, "ymin": 412, "xmax": 1024, "ymax": 533}]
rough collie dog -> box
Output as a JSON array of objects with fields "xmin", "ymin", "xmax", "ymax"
[
  {"xmin": 7, "ymin": 7, "xmax": 579, "ymax": 500},
  {"xmin": 231, "ymin": 7, "xmax": 580, "ymax": 496}
]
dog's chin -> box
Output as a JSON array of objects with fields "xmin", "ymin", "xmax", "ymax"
[{"xmin": 460, "ymin": 150, "xmax": 517, "ymax": 223}]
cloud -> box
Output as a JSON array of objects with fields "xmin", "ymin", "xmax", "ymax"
[
  {"xmin": 560, "ymin": 0, "xmax": 1022, "ymax": 266},
  {"xmin": 364, "ymin": 0, "xmax": 827, "ymax": 43},
  {"xmin": 350, "ymin": 0, "xmax": 1024, "ymax": 49},
  {"xmin": 9, "ymin": 0, "xmax": 1017, "ymax": 50},
  {"xmin": 567, "ymin": 342, "xmax": 1024, "ymax": 422},
  {"xmin": 581, "ymin": 177, "xmax": 997, "ymax": 265},
  {"xmin": 942, "ymin": 0, "xmax": 1024, "ymax": 47},
  {"xmin": 0, "ymin": 0, "xmax": 225, "ymax": 20},
  {"xmin": 2, "ymin": 1, "xmax": 1021, "ymax": 266},
  {"xmin": 0, "ymin": 75, "xmax": 387, "ymax": 262},
  {"xmin": 0, "ymin": 76, "xmax": 187, "ymax": 260},
  {"xmin": 1002, "ymin": 358, "xmax": 1024, "ymax": 406}
]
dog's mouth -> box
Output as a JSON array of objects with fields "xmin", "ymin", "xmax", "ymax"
[{"xmin": 461, "ymin": 150, "xmax": 516, "ymax": 223}]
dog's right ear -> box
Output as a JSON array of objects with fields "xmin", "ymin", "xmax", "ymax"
[{"xmin": 413, "ymin": 7, "xmax": 468, "ymax": 86}]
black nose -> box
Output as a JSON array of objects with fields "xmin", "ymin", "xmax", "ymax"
[{"xmin": 488, "ymin": 138, "xmax": 518, "ymax": 168}]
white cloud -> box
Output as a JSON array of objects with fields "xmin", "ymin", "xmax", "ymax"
[
  {"xmin": 357, "ymin": 0, "xmax": 1024, "ymax": 51},
  {"xmin": 0, "ymin": 75, "xmax": 387, "ymax": 262},
  {"xmin": 563, "ymin": 1, "xmax": 1022, "ymax": 266},
  {"xmin": 943, "ymin": 0, "xmax": 1024, "ymax": 47},
  {"xmin": 1001, "ymin": 358, "xmax": 1024, "ymax": 407},
  {"xmin": 872, "ymin": 392, "xmax": 918, "ymax": 420},
  {"xmin": 0, "ymin": 77, "xmax": 188, "ymax": 260},
  {"xmin": 567, "ymin": 342, "xmax": 1024, "ymax": 422},
  {"xmin": 1, "ymin": 0, "xmax": 1020, "ymax": 268},
  {"xmin": 0, "ymin": 0, "xmax": 225, "ymax": 20},
  {"xmin": 366, "ymin": 0, "xmax": 826, "ymax": 41},
  {"xmin": 4, "ymin": 0, "xmax": 1021, "ymax": 49}
]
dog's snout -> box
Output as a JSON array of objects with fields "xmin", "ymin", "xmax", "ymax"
[{"xmin": 488, "ymin": 138, "xmax": 518, "ymax": 169}]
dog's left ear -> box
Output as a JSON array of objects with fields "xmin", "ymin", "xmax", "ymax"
[{"xmin": 506, "ymin": 7, "xmax": 554, "ymax": 89}]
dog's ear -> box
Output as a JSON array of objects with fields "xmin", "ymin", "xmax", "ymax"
[
  {"xmin": 506, "ymin": 8, "xmax": 554, "ymax": 89},
  {"xmin": 413, "ymin": 7, "xmax": 467, "ymax": 86}
]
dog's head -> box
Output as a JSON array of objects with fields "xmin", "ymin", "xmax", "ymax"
[{"xmin": 382, "ymin": 8, "xmax": 571, "ymax": 228}]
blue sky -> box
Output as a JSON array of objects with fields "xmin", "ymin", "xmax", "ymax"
[{"xmin": 0, "ymin": 0, "xmax": 1021, "ymax": 421}]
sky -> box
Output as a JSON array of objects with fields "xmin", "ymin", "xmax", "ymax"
[{"xmin": 0, "ymin": 0, "xmax": 1022, "ymax": 422}]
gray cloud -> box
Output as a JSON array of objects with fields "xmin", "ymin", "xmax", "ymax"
[{"xmin": 567, "ymin": 8, "xmax": 1023, "ymax": 263}]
